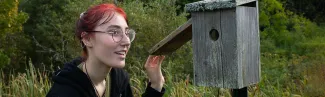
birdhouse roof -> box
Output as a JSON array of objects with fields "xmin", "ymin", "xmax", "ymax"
[{"xmin": 185, "ymin": 0, "xmax": 256, "ymax": 12}]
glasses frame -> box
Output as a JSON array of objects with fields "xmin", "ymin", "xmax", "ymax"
[{"xmin": 86, "ymin": 29, "xmax": 136, "ymax": 43}]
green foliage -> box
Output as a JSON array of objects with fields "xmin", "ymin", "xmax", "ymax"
[
  {"xmin": 0, "ymin": 60, "xmax": 51, "ymax": 97},
  {"xmin": 0, "ymin": 50, "xmax": 10, "ymax": 69},
  {"xmin": 20, "ymin": 0, "xmax": 103, "ymax": 68},
  {"xmin": 1, "ymin": 0, "xmax": 325, "ymax": 96},
  {"xmin": 284, "ymin": 0, "xmax": 325, "ymax": 24},
  {"xmin": 259, "ymin": 0, "xmax": 325, "ymax": 56},
  {"xmin": 0, "ymin": 0, "xmax": 29, "ymax": 69},
  {"xmin": 0, "ymin": 0, "xmax": 28, "ymax": 37},
  {"xmin": 259, "ymin": 0, "xmax": 325, "ymax": 96},
  {"xmin": 121, "ymin": 0, "xmax": 193, "ymax": 80}
]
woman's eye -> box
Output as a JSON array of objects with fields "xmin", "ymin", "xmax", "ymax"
[
  {"xmin": 109, "ymin": 30, "xmax": 119, "ymax": 34},
  {"xmin": 113, "ymin": 31, "xmax": 118, "ymax": 34}
]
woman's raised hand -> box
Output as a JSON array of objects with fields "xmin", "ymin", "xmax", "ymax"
[{"xmin": 144, "ymin": 55, "xmax": 165, "ymax": 92}]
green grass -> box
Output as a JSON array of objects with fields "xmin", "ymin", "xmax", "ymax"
[
  {"xmin": 0, "ymin": 60, "xmax": 51, "ymax": 97},
  {"xmin": 1, "ymin": 53, "xmax": 324, "ymax": 97}
]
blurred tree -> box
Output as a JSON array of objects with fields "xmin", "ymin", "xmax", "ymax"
[
  {"xmin": 259, "ymin": 0, "xmax": 324, "ymax": 56},
  {"xmin": 0, "ymin": 0, "xmax": 29, "ymax": 69},
  {"xmin": 121, "ymin": 0, "xmax": 193, "ymax": 80},
  {"xmin": 20, "ymin": 0, "xmax": 102, "ymax": 69},
  {"xmin": 19, "ymin": 0, "xmax": 194, "ymax": 74},
  {"xmin": 175, "ymin": 0, "xmax": 199, "ymax": 18},
  {"xmin": 284, "ymin": 0, "xmax": 325, "ymax": 24}
]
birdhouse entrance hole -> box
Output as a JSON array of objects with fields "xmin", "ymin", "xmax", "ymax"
[{"xmin": 209, "ymin": 29, "xmax": 219, "ymax": 41}]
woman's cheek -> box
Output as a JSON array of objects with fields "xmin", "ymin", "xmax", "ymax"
[
  {"xmin": 98, "ymin": 35, "xmax": 125, "ymax": 68},
  {"xmin": 96, "ymin": 46, "xmax": 116, "ymax": 67},
  {"xmin": 103, "ymin": 40, "xmax": 121, "ymax": 66}
]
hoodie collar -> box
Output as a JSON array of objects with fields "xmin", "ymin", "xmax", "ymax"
[{"xmin": 52, "ymin": 57, "xmax": 97, "ymax": 96}]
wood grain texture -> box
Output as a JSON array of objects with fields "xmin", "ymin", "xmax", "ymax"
[
  {"xmin": 192, "ymin": 6, "xmax": 260, "ymax": 88},
  {"xmin": 148, "ymin": 19, "xmax": 192, "ymax": 55},
  {"xmin": 236, "ymin": 6, "xmax": 260, "ymax": 88},
  {"xmin": 256, "ymin": 0, "xmax": 261, "ymax": 86},
  {"xmin": 220, "ymin": 8, "xmax": 239, "ymax": 88},
  {"xmin": 192, "ymin": 11, "xmax": 224, "ymax": 87}
]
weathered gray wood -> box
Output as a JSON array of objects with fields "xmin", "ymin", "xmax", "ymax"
[
  {"xmin": 148, "ymin": 19, "xmax": 192, "ymax": 55},
  {"xmin": 220, "ymin": 8, "xmax": 239, "ymax": 88},
  {"xmin": 192, "ymin": 11, "xmax": 223, "ymax": 87},
  {"xmin": 236, "ymin": 6, "xmax": 260, "ymax": 88},
  {"xmin": 256, "ymin": 0, "xmax": 261, "ymax": 85},
  {"xmin": 192, "ymin": 5, "xmax": 260, "ymax": 88},
  {"xmin": 185, "ymin": 0, "xmax": 256, "ymax": 12},
  {"xmin": 185, "ymin": 0, "xmax": 236, "ymax": 12},
  {"xmin": 148, "ymin": 0, "xmax": 260, "ymax": 89}
]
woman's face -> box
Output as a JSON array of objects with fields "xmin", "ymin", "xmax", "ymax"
[{"xmin": 86, "ymin": 13, "xmax": 130, "ymax": 68}]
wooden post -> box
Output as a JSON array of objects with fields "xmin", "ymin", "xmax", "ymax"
[{"xmin": 232, "ymin": 87, "xmax": 248, "ymax": 97}]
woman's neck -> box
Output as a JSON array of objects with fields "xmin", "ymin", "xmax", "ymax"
[{"xmin": 83, "ymin": 56, "xmax": 112, "ymax": 85}]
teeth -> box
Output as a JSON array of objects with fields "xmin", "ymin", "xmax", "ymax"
[
  {"xmin": 120, "ymin": 51, "xmax": 125, "ymax": 54},
  {"xmin": 116, "ymin": 51, "xmax": 126, "ymax": 55}
]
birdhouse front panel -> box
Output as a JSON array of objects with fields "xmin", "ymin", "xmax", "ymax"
[{"xmin": 192, "ymin": 11, "xmax": 225, "ymax": 87}]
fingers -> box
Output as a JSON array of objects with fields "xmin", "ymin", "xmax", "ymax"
[
  {"xmin": 146, "ymin": 55, "xmax": 154, "ymax": 64},
  {"xmin": 152, "ymin": 56, "xmax": 159, "ymax": 64},
  {"xmin": 158, "ymin": 56, "xmax": 165, "ymax": 65},
  {"xmin": 145, "ymin": 55, "xmax": 165, "ymax": 68},
  {"xmin": 151, "ymin": 56, "xmax": 164, "ymax": 65},
  {"xmin": 146, "ymin": 56, "xmax": 158, "ymax": 67}
]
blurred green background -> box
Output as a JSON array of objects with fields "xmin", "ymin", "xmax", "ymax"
[{"xmin": 1, "ymin": 0, "xmax": 325, "ymax": 96}]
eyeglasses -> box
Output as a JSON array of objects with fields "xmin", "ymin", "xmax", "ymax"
[{"xmin": 87, "ymin": 29, "xmax": 136, "ymax": 43}]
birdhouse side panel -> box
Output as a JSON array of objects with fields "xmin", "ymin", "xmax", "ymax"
[{"xmin": 236, "ymin": 6, "xmax": 260, "ymax": 87}]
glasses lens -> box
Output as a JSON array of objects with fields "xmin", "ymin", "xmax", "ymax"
[
  {"xmin": 128, "ymin": 29, "xmax": 136, "ymax": 42},
  {"xmin": 112, "ymin": 29, "xmax": 123, "ymax": 43},
  {"xmin": 111, "ymin": 29, "xmax": 136, "ymax": 43}
]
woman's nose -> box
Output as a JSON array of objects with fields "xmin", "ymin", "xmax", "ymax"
[{"xmin": 120, "ymin": 33, "xmax": 131, "ymax": 46}]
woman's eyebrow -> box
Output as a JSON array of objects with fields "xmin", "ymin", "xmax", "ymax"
[{"xmin": 106, "ymin": 25, "xmax": 129, "ymax": 30}]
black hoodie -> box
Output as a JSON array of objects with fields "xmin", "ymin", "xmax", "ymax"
[{"xmin": 46, "ymin": 57, "xmax": 165, "ymax": 97}]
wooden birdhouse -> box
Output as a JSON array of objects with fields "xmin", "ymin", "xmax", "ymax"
[{"xmin": 184, "ymin": 0, "xmax": 260, "ymax": 89}]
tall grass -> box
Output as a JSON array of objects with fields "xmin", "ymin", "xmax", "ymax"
[
  {"xmin": 0, "ymin": 60, "xmax": 51, "ymax": 97},
  {"xmin": 1, "ymin": 53, "xmax": 324, "ymax": 97}
]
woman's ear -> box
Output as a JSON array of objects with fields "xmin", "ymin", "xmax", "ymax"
[{"xmin": 81, "ymin": 32, "xmax": 93, "ymax": 48}]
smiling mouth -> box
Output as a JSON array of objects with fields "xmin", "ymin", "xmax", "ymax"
[
  {"xmin": 114, "ymin": 50, "xmax": 127, "ymax": 58},
  {"xmin": 115, "ymin": 52, "xmax": 125, "ymax": 55}
]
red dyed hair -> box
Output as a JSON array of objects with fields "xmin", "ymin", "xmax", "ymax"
[{"xmin": 75, "ymin": 4, "xmax": 128, "ymax": 59}]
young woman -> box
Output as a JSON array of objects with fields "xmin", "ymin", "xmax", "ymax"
[{"xmin": 46, "ymin": 3, "xmax": 166, "ymax": 97}]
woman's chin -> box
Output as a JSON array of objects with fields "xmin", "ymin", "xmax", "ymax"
[{"xmin": 111, "ymin": 62, "xmax": 125, "ymax": 68}]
